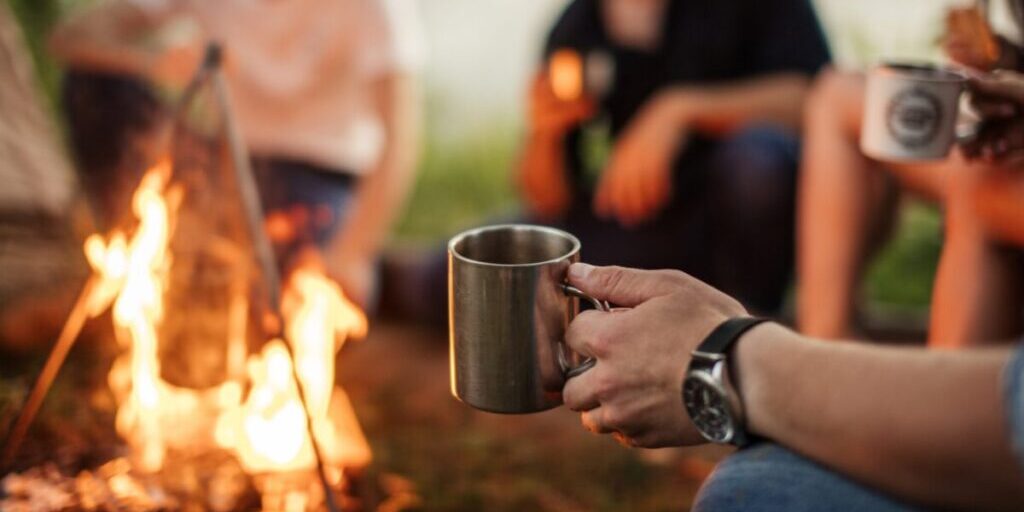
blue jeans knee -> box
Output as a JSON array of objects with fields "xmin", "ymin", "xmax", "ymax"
[{"xmin": 693, "ymin": 443, "xmax": 922, "ymax": 512}]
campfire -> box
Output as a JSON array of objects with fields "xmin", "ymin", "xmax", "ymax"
[
  {"xmin": 84, "ymin": 159, "xmax": 371, "ymax": 509},
  {"xmin": 0, "ymin": 48, "xmax": 407, "ymax": 511}
]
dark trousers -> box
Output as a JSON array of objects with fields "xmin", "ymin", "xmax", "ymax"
[
  {"xmin": 250, "ymin": 156, "xmax": 357, "ymax": 266},
  {"xmin": 550, "ymin": 124, "xmax": 799, "ymax": 313}
]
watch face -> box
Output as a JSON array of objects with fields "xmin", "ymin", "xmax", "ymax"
[{"xmin": 683, "ymin": 373, "xmax": 734, "ymax": 444}]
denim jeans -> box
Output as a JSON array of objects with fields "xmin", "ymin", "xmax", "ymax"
[
  {"xmin": 251, "ymin": 156, "xmax": 356, "ymax": 265},
  {"xmin": 693, "ymin": 344, "xmax": 1024, "ymax": 512},
  {"xmin": 693, "ymin": 443, "xmax": 923, "ymax": 512}
]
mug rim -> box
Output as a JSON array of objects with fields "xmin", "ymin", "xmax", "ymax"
[
  {"xmin": 448, "ymin": 223, "xmax": 581, "ymax": 268},
  {"xmin": 874, "ymin": 61, "xmax": 967, "ymax": 84}
]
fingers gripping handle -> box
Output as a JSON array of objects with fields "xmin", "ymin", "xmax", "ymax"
[
  {"xmin": 563, "ymin": 284, "xmax": 610, "ymax": 312},
  {"xmin": 560, "ymin": 284, "xmax": 609, "ymax": 378}
]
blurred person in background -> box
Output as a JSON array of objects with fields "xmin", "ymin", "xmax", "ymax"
[
  {"xmin": 517, "ymin": 0, "xmax": 830, "ymax": 315},
  {"xmin": 49, "ymin": 0, "xmax": 424, "ymax": 309},
  {"xmin": 797, "ymin": 0, "xmax": 1023, "ymax": 344},
  {"xmin": 930, "ymin": 71, "xmax": 1024, "ymax": 347}
]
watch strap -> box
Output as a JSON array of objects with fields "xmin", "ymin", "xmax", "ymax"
[
  {"xmin": 693, "ymin": 316, "xmax": 769, "ymax": 447},
  {"xmin": 695, "ymin": 317, "xmax": 770, "ymax": 356}
]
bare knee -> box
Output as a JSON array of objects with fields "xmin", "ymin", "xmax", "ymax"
[{"xmin": 804, "ymin": 67, "xmax": 865, "ymax": 134}]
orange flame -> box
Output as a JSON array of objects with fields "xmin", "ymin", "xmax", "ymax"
[
  {"xmin": 85, "ymin": 160, "xmax": 181, "ymax": 471},
  {"xmin": 82, "ymin": 159, "xmax": 371, "ymax": 508},
  {"xmin": 216, "ymin": 268, "xmax": 370, "ymax": 476}
]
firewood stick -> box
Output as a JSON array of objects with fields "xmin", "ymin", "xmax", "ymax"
[
  {"xmin": 1, "ymin": 276, "xmax": 98, "ymax": 472},
  {"xmin": 210, "ymin": 55, "xmax": 342, "ymax": 512}
]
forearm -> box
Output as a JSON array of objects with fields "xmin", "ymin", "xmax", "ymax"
[
  {"xmin": 736, "ymin": 323, "xmax": 1024, "ymax": 510},
  {"xmin": 662, "ymin": 73, "xmax": 811, "ymax": 135},
  {"xmin": 328, "ymin": 74, "xmax": 421, "ymax": 259},
  {"xmin": 48, "ymin": 3, "xmax": 155, "ymax": 78}
]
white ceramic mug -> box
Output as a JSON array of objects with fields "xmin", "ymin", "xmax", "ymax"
[{"xmin": 861, "ymin": 62, "xmax": 967, "ymax": 161}]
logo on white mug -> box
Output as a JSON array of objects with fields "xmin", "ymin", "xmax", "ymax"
[{"xmin": 885, "ymin": 87, "xmax": 942, "ymax": 148}]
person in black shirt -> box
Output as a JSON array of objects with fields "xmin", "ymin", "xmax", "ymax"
[{"xmin": 517, "ymin": 0, "xmax": 830, "ymax": 314}]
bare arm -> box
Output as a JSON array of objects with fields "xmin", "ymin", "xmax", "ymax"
[
  {"xmin": 590, "ymin": 72, "xmax": 811, "ymax": 226},
  {"xmin": 324, "ymin": 72, "xmax": 421, "ymax": 305},
  {"xmin": 49, "ymin": 1, "xmax": 202, "ymax": 88},
  {"xmin": 561, "ymin": 264, "xmax": 1024, "ymax": 511},
  {"xmin": 49, "ymin": 2, "xmax": 157, "ymax": 77},
  {"xmin": 738, "ymin": 324, "xmax": 1024, "ymax": 511},
  {"xmin": 515, "ymin": 72, "xmax": 593, "ymax": 219},
  {"xmin": 658, "ymin": 73, "xmax": 811, "ymax": 135}
]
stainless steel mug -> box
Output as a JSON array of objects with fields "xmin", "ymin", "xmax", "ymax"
[{"xmin": 448, "ymin": 224, "xmax": 607, "ymax": 414}]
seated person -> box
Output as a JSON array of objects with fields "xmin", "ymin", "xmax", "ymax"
[
  {"xmin": 556, "ymin": 72, "xmax": 1024, "ymax": 510},
  {"xmin": 518, "ymin": 0, "xmax": 830, "ymax": 314},
  {"xmin": 49, "ymin": 0, "xmax": 423, "ymax": 308},
  {"xmin": 929, "ymin": 72, "xmax": 1024, "ymax": 346},
  {"xmin": 797, "ymin": 1, "xmax": 1023, "ymax": 343}
]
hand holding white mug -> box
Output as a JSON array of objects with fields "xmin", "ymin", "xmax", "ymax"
[{"xmin": 963, "ymin": 70, "xmax": 1024, "ymax": 165}]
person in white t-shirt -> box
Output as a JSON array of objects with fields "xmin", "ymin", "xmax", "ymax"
[{"xmin": 50, "ymin": 0, "xmax": 424, "ymax": 308}]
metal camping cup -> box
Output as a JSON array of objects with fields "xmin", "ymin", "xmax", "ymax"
[
  {"xmin": 861, "ymin": 62, "xmax": 967, "ymax": 161},
  {"xmin": 448, "ymin": 224, "xmax": 608, "ymax": 414}
]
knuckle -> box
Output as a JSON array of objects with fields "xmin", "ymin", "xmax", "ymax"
[
  {"xmin": 593, "ymin": 376, "xmax": 616, "ymax": 402},
  {"xmin": 603, "ymin": 408, "xmax": 627, "ymax": 431},
  {"xmin": 587, "ymin": 332, "xmax": 610, "ymax": 358},
  {"xmin": 566, "ymin": 317, "xmax": 592, "ymax": 349},
  {"xmin": 561, "ymin": 382, "xmax": 580, "ymax": 408},
  {"xmin": 658, "ymin": 268, "xmax": 689, "ymax": 285}
]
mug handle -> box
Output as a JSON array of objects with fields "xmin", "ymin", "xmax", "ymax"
[{"xmin": 560, "ymin": 284, "xmax": 609, "ymax": 378}]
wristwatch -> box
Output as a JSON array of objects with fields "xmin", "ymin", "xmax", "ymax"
[{"xmin": 682, "ymin": 317, "xmax": 769, "ymax": 446}]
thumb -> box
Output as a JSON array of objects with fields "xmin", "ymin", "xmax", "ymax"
[
  {"xmin": 567, "ymin": 263, "xmax": 677, "ymax": 307},
  {"xmin": 970, "ymin": 72, "xmax": 1024, "ymax": 107}
]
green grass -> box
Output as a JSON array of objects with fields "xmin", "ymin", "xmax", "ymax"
[
  {"xmin": 6, "ymin": 0, "xmax": 65, "ymax": 107},
  {"xmin": 394, "ymin": 127, "xmax": 520, "ymax": 243},
  {"xmin": 864, "ymin": 201, "xmax": 942, "ymax": 308}
]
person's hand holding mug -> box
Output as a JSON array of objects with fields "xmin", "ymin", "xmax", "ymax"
[
  {"xmin": 943, "ymin": 6, "xmax": 1001, "ymax": 71},
  {"xmin": 964, "ymin": 70, "xmax": 1024, "ymax": 166},
  {"xmin": 562, "ymin": 263, "xmax": 747, "ymax": 447},
  {"xmin": 518, "ymin": 69, "xmax": 596, "ymax": 220},
  {"xmin": 594, "ymin": 91, "xmax": 688, "ymax": 227}
]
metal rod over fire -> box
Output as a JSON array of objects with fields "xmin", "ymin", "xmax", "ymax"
[{"xmin": 205, "ymin": 44, "xmax": 342, "ymax": 512}]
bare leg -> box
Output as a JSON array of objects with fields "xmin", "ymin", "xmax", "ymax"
[
  {"xmin": 797, "ymin": 70, "xmax": 894, "ymax": 338},
  {"xmin": 930, "ymin": 162, "xmax": 1024, "ymax": 347},
  {"xmin": 798, "ymin": 69, "xmax": 955, "ymax": 339}
]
